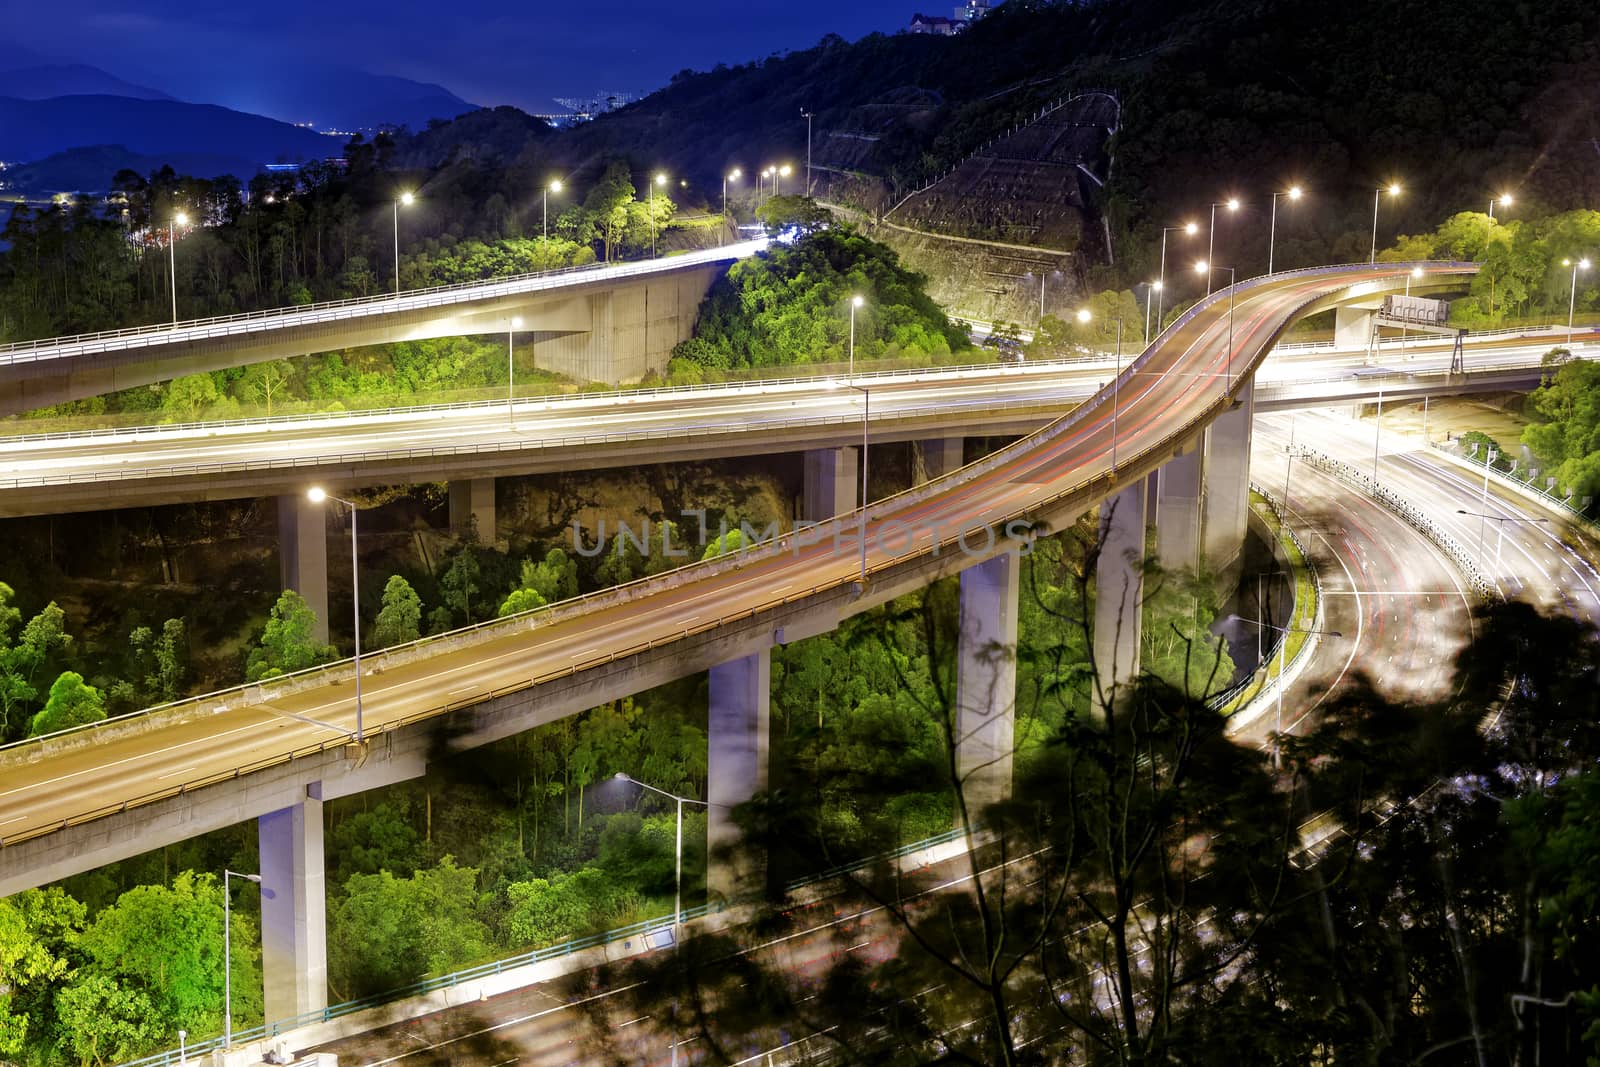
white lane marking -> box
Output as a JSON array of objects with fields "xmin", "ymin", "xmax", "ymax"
[
  {"xmin": 617, "ymin": 1016, "xmax": 649, "ymax": 1028},
  {"xmin": 0, "ymin": 720, "xmax": 266, "ymax": 800},
  {"xmin": 447, "ymin": 685, "xmax": 479, "ymax": 695},
  {"xmin": 0, "ymin": 815, "xmax": 27, "ymax": 826},
  {"xmin": 156, "ymin": 765, "xmax": 198, "ymax": 781}
]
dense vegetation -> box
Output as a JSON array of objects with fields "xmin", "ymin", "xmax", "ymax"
[{"xmin": 670, "ymin": 225, "xmax": 970, "ymax": 375}]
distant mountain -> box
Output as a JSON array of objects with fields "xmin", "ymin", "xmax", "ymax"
[
  {"xmin": 0, "ymin": 64, "xmax": 172, "ymax": 102},
  {"xmin": 1, "ymin": 145, "xmax": 278, "ymax": 195},
  {"xmin": 211, "ymin": 69, "xmax": 480, "ymax": 133},
  {"xmin": 0, "ymin": 95, "xmax": 339, "ymax": 171}
]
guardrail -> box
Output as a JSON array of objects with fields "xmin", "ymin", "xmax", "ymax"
[
  {"xmin": 0, "ymin": 263, "xmax": 1483, "ymax": 840},
  {"xmin": 1431, "ymin": 440, "xmax": 1595, "ymax": 523},
  {"xmin": 111, "ymin": 824, "xmax": 975, "ymax": 1067},
  {"xmin": 0, "ymin": 239, "xmax": 768, "ymax": 364},
  {"xmin": 1290, "ymin": 445, "xmax": 1499, "ymax": 601}
]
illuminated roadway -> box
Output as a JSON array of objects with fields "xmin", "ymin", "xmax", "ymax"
[
  {"xmin": 0, "ymin": 323, "xmax": 1576, "ymax": 519},
  {"xmin": 0, "ymin": 262, "xmax": 1479, "ymax": 891}
]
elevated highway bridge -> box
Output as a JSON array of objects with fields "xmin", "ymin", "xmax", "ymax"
[{"xmin": 0, "ymin": 261, "xmax": 1482, "ymax": 1035}]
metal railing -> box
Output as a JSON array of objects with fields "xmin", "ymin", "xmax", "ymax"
[
  {"xmin": 1431, "ymin": 440, "xmax": 1595, "ymax": 523},
  {"xmin": 111, "ymin": 825, "xmax": 974, "ymax": 1067},
  {"xmin": 0, "ymin": 239, "xmax": 769, "ymax": 364}
]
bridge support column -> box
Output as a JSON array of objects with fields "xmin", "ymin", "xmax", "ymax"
[
  {"xmin": 259, "ymin": 789, "xmax": 327, "ymax": 1024},
  {"xmin": 278, "ymin": 495, "xmax": 329, "ymax": 643},
  {"xmin": 448, "ymin": 478, "xmax": 497, "ymax": 542},
  {"xmin": 955, "ymin": 551, "xmax": 1018, "ymax": 817},
  {"xmin": 1200, "ymin": 376, "xmax": 1254, "ymax": 584},
  {"xmin": 913, "ymin": 437, "xmax": 964, "ymax": 484},
  {"xmin": 803, "ymin": 447, "xmax": 858, "ymax": 521},
  {"xmin": 1154, "ymin": 445, "xmax": 1203, "ymax": 574},
  {"xmin": 707, "ymin": 650, "xmax": 770, "ymax": 901},
  {"xmin": 1094, "ymin": 478, "xmax": 1149, "ymax": 713},
  {"xmin": 1334, "ymin": 306, "xmax": 1375, "ymax": 351}
]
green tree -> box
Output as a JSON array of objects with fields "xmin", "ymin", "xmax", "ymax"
[
  {"xmin": 754, "ymin": 195, "xmax": 833, "ymax": 235},
  {"xmin": 439, "ymin": 550, "xmax": 482, "ymax": 625},
  {"xmin": 28, "ymin": 671, "xmax": 105, "ymax": 737},
  {"xmin": 234, "ymin": 359, "xmax": 294, "ymax": 415},
  {"xmin": 497, "ymin": 586, "xmax": 547, "ymax": 618},
  {"xmin": 518, "ymin": 548, "xmax": 578, "ymax": 603},
  {"xmin": 1523, "ymin": 356, "xmax": 1600, "ymax": 502},
  {"xmin": 54, "ymin": 975, "xmax": 160, "ymax": 1067},
  {"xmin": 160, "ymin": 373, "xmax": 222, "ymax": 422},
  {"xmin": 327, "ymin": 857, "xmax": 491, "ymax": 998},
  {"xmin": 245, "ymin": 589, "xmax": 337, "ymax": 681},
  {"xmin": 0, "ymin": 588, "xmax": 72, "ymax": 738},
  {"xmin": 700, "ymin": 527, "xmax": 746, "ymax": 560},
  {"xmin": 371, "ymin": 575, "xmax": 423, "ymax": 648},
  {"xmin": 0, "ymin": 888, "xmax": 82, "ymax": 1058}
]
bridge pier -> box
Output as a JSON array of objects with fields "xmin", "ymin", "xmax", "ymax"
[
  {"xmin": 1200, "ymin": 376, "xmax": 1254, "ymax": 585},
  {"xmin": 802, "ymin": 447, "xmax": 859, "ymax": 521},
  {"xmin": 707, "ymin": 650, "xmax": 770, "ymax": 901},
  {"xmin": 1334, "ymin": 306, "xmax": 1375, "ymax": 351},
  {"xmin": 259, "ymin": 790, "xmax": 327, "ymax": 1025},
  {"xmin": 1093, "ymin": 477, "xmax": 1149, "ymax": 713},
  {"xmin": 278, "ymin": 495, "xmax": 330, "ymax": 643},
  {"xmin": 448, "ymin": 478, "xmax": 497, "ymax": 542},
  {"xmin": 1154, "ymin": 444, "xmax": 1203, "ymax": 574},
  {"xmin": 913, "ymin": 437, "xmax": 964, "ymax": 484},
  {"xmin": 955, "ymin": 551, "xmax": 1019, "ymax": 816}
]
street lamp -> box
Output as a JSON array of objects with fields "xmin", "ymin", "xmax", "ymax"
[
  {"xmin": 1206, "ymin": 198, "xmax": 1240, "ymax": 295},
  {"xmin": 1370, "ymin": 183, "xmax": 1400, "ymax": 264},
  {"xmin": 507, "ymin": 316, "xmax": 524, "ymax": 424},
  {"xmin": 778, "ymin": 164, "xmax": 792, "ymax": 195},
  {"xmin": 1226, "ymin": 616, "xmax": 1342, "ymax": 769},
  {"xmin": 1401, "ymin": 266, "xmax": 1423, "ymax": 352},
  {"xmin": 612, "ymin": 772, "xmax": 708, "ymax": 1067},
  {"xmin": 393, "ymin": 191, "xmax": 415, "ymax": 296},
  {"xmin": 543, "ymin": 179, "xmax": 562, "ymax": 245},
  {"xmin": 650, "ymin": 173, "xmax": 668, "ymax": 258},
  {"xmin": 306, "ymin": 487, "xmax": 365, "ymax": 743},
  {"xmin": 801, "ymin": 108, "xmax": 813, "ymax": 195},
  {"xmin": 1196, "ymin": 261, "xmax": 1237, "ymax": 394},
  {"xmin": 1488, "ymin": 191, "xmax": 1514, "ymax": 220},
  {"xmin": 1268, "ymin": 185, "xmax": 1303, "ymax": 275},
  {"xmin": 1156, "ymin": 221, "xmax": 1199, "ymax": 329},
  {"xmin": 222, "ymin": 870, "xmax": 262, "ymax": 1048},
  {"xmin": 1144, "ymin": 281, "xmax": 1162, "ymax": 345},
  {"xmin": 1457, "ymin": 508, "xmax": 1551, "ymax": 565},
  {"xmin": 1563, "ymin": 257, "xmax": 1591, "ymax": 346},
  {"xmin": 722, "ymin": 169, "xmax": 741, "ymax": 218},
  {"xmin": 849, "ymin": 294, "xmax": 864, "ymax": 377},
  {"xmin": 168, "ymin": 211, "xmax": 189, "ymax": 323}
]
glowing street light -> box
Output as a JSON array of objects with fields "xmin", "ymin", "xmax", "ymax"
[
  {"xmin": 1370, "ymin": 182, "xmax": 1400, "ymax": 264},
  {"xmin": 393, "ymin": 191, "xmax": 415, "ymax": 296},
  {"xmin": 1488, "ymin": 191, "xmax": 1514, "ymax": 219},
  {"xmin": 778, "ymin": 164, "xmax": 792, "ymax": 195},
  {"xmin": 1564, "ymin": 256, "xmax": 1591, "ymax": 346},
  {"xmin": 1156, "ymin": 221, "xmax": 1199, "ymax": 328},
  {"xmin": 1206, "ymin": 198, "xmax": 1241, "ymax": 294},
  {"xmin": 306, "ymin": 486, "xmax": 366, "ymax": 743},
  {"xmin": 1268, "ymin": 185, "xmax": 1303, "ymax": 275},
  {"xmin": 543, "ymin": 179, "xmax": 562, "ymax": 244},
  {"xmin": 722, "ymin": 168, "xmax": 741, "ymax": 217},
  {"xmin": 650, "ymin": 172, "xmax": 668, "ymax": 258},
  {"xmin": 848, "ymin": 295, "xmax": 866, "ymax": 377},
  {"xmin": 168, "ymin": 210, "xmax": 189, "ymax": 323}
]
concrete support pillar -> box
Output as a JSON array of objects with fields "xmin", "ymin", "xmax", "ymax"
[
  {"xmin": 1334, "ymin": 306, "xmax": 1375, "ymax": 350},
  {"xmin": 448, "ymin": 477, "xmax": 497, "ymax": 542},
  {"xmin": 707, "ymin": 650, "xmax": 770, "ymax": 901},
  {"xmin": 1154, "ymin": 444, "xmax": 1203, "ymax": 574},
  {"xmin": 1200, "ymin": 376, "xmax": 1255, "ymax": 582},
  {"xmin": 802, "ymin": 447, "xmax": 858, "ymax": 522},
  {"xmin": 913, "ymin": 437, "xmax": 964, "ymax": 484},
  {"xmin": 277, "ymin": 494, "xmax": 329, "ymax": 643},
  {"xmin": 955, "ymin": 551, "xmax": 1019, "ymax": 816},
  {"xmin": 1093, "ymin": 478, "xmax": 1148, "ymax": 712},
  {"xmin": 259, "ymin": 790, "xmax": 327, "ymax": 1024}
]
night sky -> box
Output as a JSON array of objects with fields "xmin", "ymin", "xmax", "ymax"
[{"xmin": 9, "ymin": 0, "xmax": 925, "ymax": 116}]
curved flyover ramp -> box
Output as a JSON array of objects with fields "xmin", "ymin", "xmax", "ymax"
[{"xmin": 0, "ymin": 261, "xmax": 1476, "ymax": 894}]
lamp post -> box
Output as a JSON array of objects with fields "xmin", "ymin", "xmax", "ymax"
[
  {"xmin": 778, "ymin": 164, "xmax": 792, "ymax": 195},
  {"xmin": 1206, "ymin": 198, "xmax": 1240, "ymax": 295},
  {"xmin": 222, "ymin": 869, "xmax": 262, "ymax": 1048},
  {"xmin": 1144, "ymin": 281, "xmax": 1161, "ymax": 345},
  {"xmin": 1226, "ymin": 616, "xmax": 1341, "ymax": 769},
  {"xmin": 1487, "ymin": 192, "xmax": 1513, "ymax": 221},
  {"xmin": 388, "ymin": 192, "xmax": 409, "ymax": 299},
  {"xmin": 1456, "ymin": 509, "xmax": 1552, "ymax": 565},
  {"xmin": 1196, "ymin": 261, "xmax": 1237, "ymax": 393},
  {"xmin": 1401, "ymin": 266, "xmax": 1423, "ymax": 353},
  {"xmin": 759, "ymin": 167, "xmax": 773, "ymax": 201},
  {"xmin": 168, "ymin": 211, "xmax": 189, "ymax": 323},
  {"xmin": 846, "ymin": 383, "xmax": 870, "ymax": 585},
  {"xmin": 1370, "ymin": 183, "xmax": 1400, "ymax": 265},
  {"xmin": 1268, "ymin": 185, "xmax": 1302, "ymax": 275},
  {"xmin": 507, "ymin": 316, "xmax": 523, "ymax": 424},
  {"xmin": 848, "ymin": 294, "xmax": 864, "ymax": 377},
  {"xmin": 543, "ymin": 180, "xmax": 562, "ymax": 245},
  {"xmin": 1079, "ymin": 307, "xmax": 1127, "ymax": 469},
  {"xmin": 1156, "ymin": 221, "xmax": 1198, "ymax": 330},
  {"xmin": 1563, "ymin": 257, "xmax": 1591, "ymax": 346},
  {"xmin": 306, "ymin": 487, "xmax": 365, "ymax": 742},
  {"xmin": 801, "ymin": 108, "xmax": 813, "ymax": 195},
  {"xmin": 612, "ymin": 772, "xmax": 708, "ymax": 1067},
  {"xmin": 722, "ymin": 169, "xmax": 741, "ymax": 218},
  {"xmin": 650, "ymin": 173, "xmax": 667, "ymax": 258}
]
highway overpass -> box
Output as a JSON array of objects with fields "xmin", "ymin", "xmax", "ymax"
[
  {"xmin": 0, "ymin": 239, "xmax": 767, "ymax": 415},
  {"xmin": 0, "ymin": 261, "xmax": 1477, "ymax": 1031}
]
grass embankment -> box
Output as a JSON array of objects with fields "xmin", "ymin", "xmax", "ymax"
[{"xmin": 1222, "ymin": 490, "xmax": 1320, "ymax": 715}]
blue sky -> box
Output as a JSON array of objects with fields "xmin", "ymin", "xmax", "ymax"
[{"xmin": 6, "ymin": 0, "xmax": 928, "ymax": 114}]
